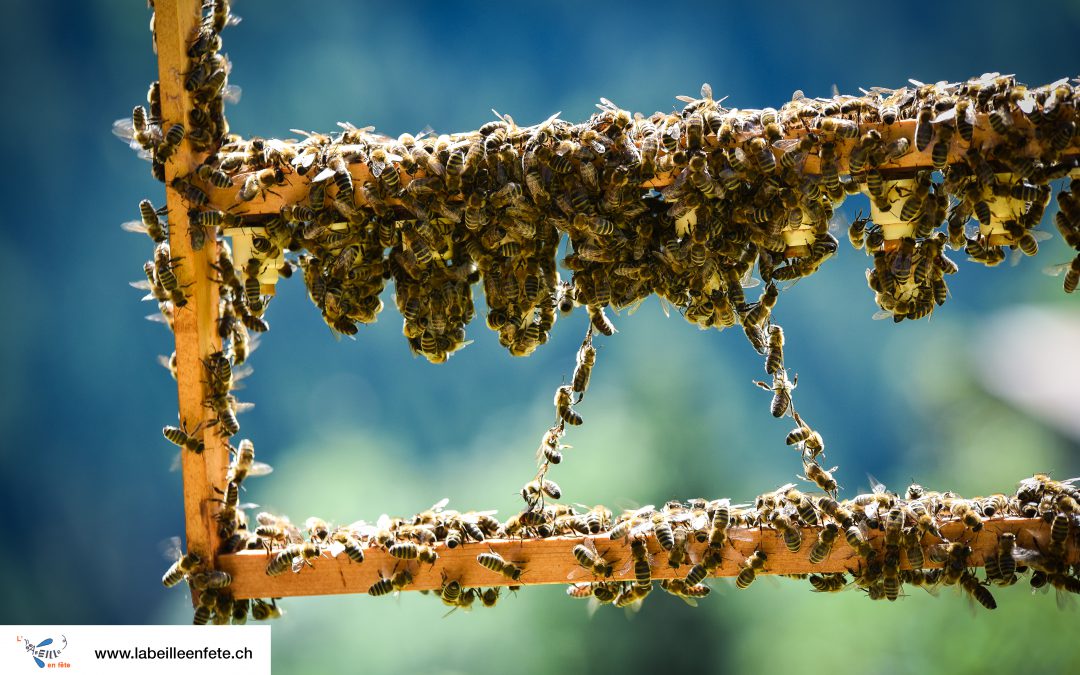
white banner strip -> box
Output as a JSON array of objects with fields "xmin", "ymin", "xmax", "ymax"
[{"xmin": 2, "ymin": 626, "xmax": 270, "ymax": 675}]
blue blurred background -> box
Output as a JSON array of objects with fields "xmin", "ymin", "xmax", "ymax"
[{"xmin": 3, "ymin": 0, "xmax": 1080, "ymax": 672}]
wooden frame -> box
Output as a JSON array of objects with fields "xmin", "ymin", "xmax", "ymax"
[{"xmin": 151, "ymin": 0, "xmax": 1078, "ymax": 601}]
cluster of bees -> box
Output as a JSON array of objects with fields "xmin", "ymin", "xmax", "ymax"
[
  {"xmin": 161, "ymin": 437, "xmax": 280, "ymax": 624},
  {"xmin": 120, "ymin": 39, "xmax": 1080, "ymax": 360},
  {"xmin": 165, "ymin": 473, "xmax": 1077, "ymax": 620},
  {"xmin": 162, "ymin": 76, "xmax": 1080, "ymax": 361}
]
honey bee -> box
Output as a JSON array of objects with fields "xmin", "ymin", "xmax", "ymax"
[
  {"xmin": 536, "ymin": 425, "xmax": 566, "ymax": 466},
  {"xmin": 627, "ymin": 538, "xmax": 654, "ymax": 589},
  {"xmin": 735, "ymin": 550, "xmax": 767, "ymax": 589},
  {"xmin": 571, "ymin": 331, "xmax": 596, "ymax": 400},
  {"xmin": 960, "ymin": 571, "xmax": 997, "ymax": 610},
  {"xmin": 771, "ymin": 511, "xmax": 803, "ymax": 553},
  {"xmin": 1044, "ymin": 255, "xmax": 1080, "ymax": 294},
  {"xmin": 156, "ymin": 123, "xmax": 186, "ymax": 162},
  {"xmin": 439, "ymin": 573, "xmax": 462, "ymax": 607},
  {"xmin": 265, "ymin": 542, "xmax": 321, "ymax": 576},
  {"xmin": 122, "ymin": 199, "xmax": 168, "ymax": 243},
  {"xmin": 587, "ymin": 305, "xmax": 616, "ymax": 336},
  {"xmin": 250, "ymin": 599, "xmax": 283, "ymax": 621},
  {"xmin": 802, "ymin": 462, "xmax": 839, "ymax": 495},
  {"xmin": 807, "ymin": 523, "xmax": 839, "ymax": 564},
  {"xmin": 227, "ymin": 438, "xmax": 272, "ymax": 484},
  {"xmin": 808, "ymin": 572, "xmax": 847, "ymax": 592},
  {"xmin": 990, "ymin": 532, "xmax": 1018, "ymax": 586},
  {"xmin": 785, "ymin": 412, "xmax": 824, "ymax": 458},
  {"xmin": 305, "ymin": 517, "xmax": 331, "ymax": 544},
  {"xmin": 844, "ymin": 523, "xmax": 873, "ymax": 559},
  {"xmin": 189, "ymin": 569, "xmax": 233, "ymax": 590},
  {"xmin": 666, "ymin": 528, "xmax": 690, "ymax": 569},
  {"xmin": 476, "ymin": 550, "xmax": 524, "ymax": 581},
  {"xmin": 569, "ymin": 538, "xmax": 615, "ymax": 579},
  {"xmin": 754, "ymin": 371, "xmax": 796, "ymax": 418},
  {"xmin": 846, "ymin": 211, "xmax": 873, "ymax": 252},
  {"xmin": 554, "ymin": 385, "xmax": 582, "ymax": 426},
  {"xmin": 817, "ymin": 497, "xmax": 854, "ymax": 529},
  {"xmin": 163, "ymin": 422, "xmax": 204, "ymax": 454},
  {"xmin": 367, "ymin": 573, "xmax": 394, "ymax": 597},
  {"xmin": 328, "ymin": 530, "xmax": 365, "ymax": 564},
  {"xmin": 521, "ymin": 478, "xmax": 562, "ymax": 508},
  {"xmin": 947, "ymin": 498, "xmax": 984, "ymax": 533},
  {"xmin": 915, "ymin": 105, "xmax": 935, "ymax": 151},
  {"xmin": 929, "ymin": 542, "xmax": 971, "ymax": 586},
  {"xmin": 660, "ymin": 578, "xmax": 712, "ymax": 607},
  {"xmin": 903, "ymin": 528, "xmax": 925, "ymax": 569},
  {"xmin": 161, "ymin": 538, "xmax": 202, "ymax": 588}
]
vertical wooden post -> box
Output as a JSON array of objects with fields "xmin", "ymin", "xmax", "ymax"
[{"xmin": 155, "ymin": 0, "xmax": 229, "ymax": 566}]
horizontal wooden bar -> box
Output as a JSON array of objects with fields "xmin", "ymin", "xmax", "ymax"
[
  {"xmin": 218, "ymin": 517, "xmax": 1068, "ymax": 599},
  {"xmin": 204, "ymin": 115, "xmax": 1079, "ymax": 219}
]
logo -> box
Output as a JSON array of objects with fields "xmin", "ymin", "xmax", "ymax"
[{"xmin": 22, "ymin": 635, "xmax": 68, "ymax": 669}]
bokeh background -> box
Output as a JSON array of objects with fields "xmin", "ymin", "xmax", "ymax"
[{"xmin": 3, "ymin": 0, "xmax": 1080, "ymax": 672}]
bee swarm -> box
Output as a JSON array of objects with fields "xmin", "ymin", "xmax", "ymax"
[
  {"xmin": 130, "ymin": 0, "xmax": 1080, "ymax": 624},
  {"xmin": 130, "ymin": 69, "xmax": 1080, "ymax": 362}
]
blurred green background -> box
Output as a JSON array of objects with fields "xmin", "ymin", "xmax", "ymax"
[{"xmin": 2, "ymin": 0, "xmax": 1080, "ymax": 672}]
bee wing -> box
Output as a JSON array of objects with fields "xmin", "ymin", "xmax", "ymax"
[
  {"xmin": 230, "ymin": 363, "xmax": 254, "ymax": 382},
  {"xmin": 158, "ymin": 535, "xmax": 184, "ymax": 561},
  {"xmin": 231, "ymin": 401, "xmax": 255, "ymax": 415},
  {"xmin": 701, "ymin": 83, "xmax": 713, "ymax": 100},
  {"xmin": 292, "ymin": 152, "xmax": 316, "ymax": 169},
  {"xmin": 430, "ymin": 497, "xmax": 451, "ymax": 511},
  {"xmin": 536, "ymin": 111, "xmax": 562, "ymax": 131},
  {"xmin": 326, "ymin": 541, "xmax": 346, "ymax": 558},
  {"xmin": 867, "ymin": 473, "xmax": 889, "ymax": 494},
  {"xmin": 596, "ymin": 98, "xmax": 618, "ymax": 112},
  {"xmin": 169, "ymin": 450, "xmax": 182, "ymax": 473},
  {"xmin": 567, "ymin": 565, "xmax": 596, "ymax": 581},
  {"xmin": 908, "ymin": 78, "xmax": 927, "ymax": 88},
  {"xmin": 674, "ymin": 594, "xmax": 699, "ymax": 608},
  {"xmin": 247, "ymin": 461, "xmax": 274, "ymax": 478},
  {"xmin": 771, "ymin": 138, "xmax": 803, "ymax": 151},
  {"xmin": 129, "ymin": 280, "xmax": 153, "ymax": 291},
  {"xmin": 311, "ymin": 167, "xmax": 337, "ymax": 183},
  {"xmin": 933, "ymin": 107, "xmax": 957, "ymax": 124},
  {"xmin": 675, "ymin": 95, "xmax": 696, "ymax": 104},
  {"xmin": 112, "ymin": 117, "xmax": 136, "ymax": 141},
  {"xmin": 630, "ymin": 521, "xmax": 656, "ymax": 541},
  {"xmin": 222, "ymin": 84, "xmax": 242, "ymax": 104},
  {"xmin": 1043, "ymin": 262, "xmax": 1071, "ymax": 277},
  {"xmin": 739, "ymin": 267, "xmax": 761, "ymax": 289},
  {"xmin": 121, "ymin": 220, "xmax": 150, "ymax": 235}
]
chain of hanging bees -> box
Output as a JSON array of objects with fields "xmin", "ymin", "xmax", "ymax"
[{"xmin": 124, "ymin": 2, "xmax": 1080, "ymax": 623}]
